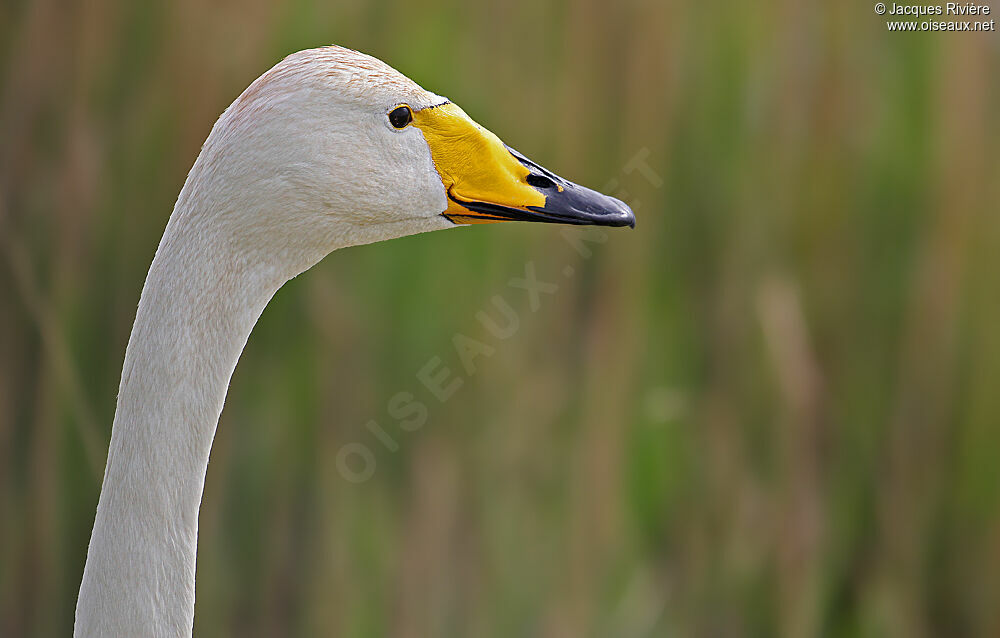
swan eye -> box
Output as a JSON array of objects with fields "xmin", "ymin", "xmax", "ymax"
[{"xmin": 388, "ymin": 105, "xmax": 412, "ymax": 129}]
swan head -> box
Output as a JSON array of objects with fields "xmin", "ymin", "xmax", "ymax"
[{"xmin": 183, "ymin": 46, "xmax": 634, "ymax": 272}]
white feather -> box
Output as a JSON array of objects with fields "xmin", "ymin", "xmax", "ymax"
[{"xmin": 75, "ymin": 46, "xmax": 455, "ymax": 637}]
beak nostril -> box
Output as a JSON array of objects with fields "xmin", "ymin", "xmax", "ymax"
[{"xmin": 526, "ymin": 173, "xmax": 555, "ymax": 189}]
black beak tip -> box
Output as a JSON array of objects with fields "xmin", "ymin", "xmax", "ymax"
[{"xmin": 609, "ymin": 196, "xmax": 635, "ymax": 229}]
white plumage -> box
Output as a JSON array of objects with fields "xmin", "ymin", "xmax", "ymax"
[{"xmin": 75, "ymin": 46, "xmax": 631, "ymax": 637}]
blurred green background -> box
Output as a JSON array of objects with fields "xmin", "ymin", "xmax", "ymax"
[{"xmin": 2, "ymin": 0, "xmax": 999, "ymax": 636}]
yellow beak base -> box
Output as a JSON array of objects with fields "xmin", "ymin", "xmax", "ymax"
[{"xmin": 411, "ymin": 102, "xmax": 635, "ymax": 228}]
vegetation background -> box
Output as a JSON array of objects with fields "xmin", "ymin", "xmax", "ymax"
[{"xmin": 2, "ymin": 1, "xmax": 998, "ymax": 636}]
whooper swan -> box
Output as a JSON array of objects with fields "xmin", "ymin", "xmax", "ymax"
[{"xmin": 74, "ymin": 46, "xmax": 634, "ymax": 638}]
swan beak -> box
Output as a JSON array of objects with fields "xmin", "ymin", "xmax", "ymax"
[{"xmin": 412, "ymin": 102, "xmax": 635, "ymax": 228}]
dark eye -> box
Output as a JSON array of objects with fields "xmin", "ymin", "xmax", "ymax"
[{"xmin": 388, "ymin": 105, "xmax": 412, "ymax": 129}]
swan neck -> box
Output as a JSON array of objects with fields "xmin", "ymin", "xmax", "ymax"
[{"xmin": 75, "ymin": 199, "xmax": 284, "ymax": 637}]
